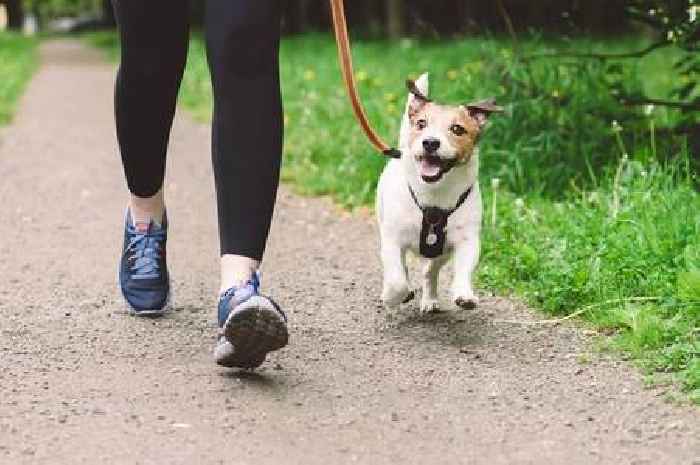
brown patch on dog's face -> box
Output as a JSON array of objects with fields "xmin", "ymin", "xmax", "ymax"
[{"xmin": 407, "ymin": 103, "xmax": 482, "ymax": 162}]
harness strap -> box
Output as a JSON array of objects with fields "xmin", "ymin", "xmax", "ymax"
[
  {"xmin": 408, "ymin": 183, "xmax": 474, "ymax": 258},
  {"xmin": 329, "ymin": 0, "xmax": 401, "ymax": 159},
  {"xmin": 408, "ymin": 184, "xmax": 474, "ymax": 217}
]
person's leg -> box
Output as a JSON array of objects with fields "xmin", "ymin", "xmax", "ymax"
[
  {"xmin": 113, "ymin": 0, "xmax": 190, "ymax": 225},
  {"xmin": 113, "ymin": 0, "xmax": 189, "ymax": 314},
  {"xmin": 205, "ymin": 0, "xmax": 287, "ymax": 368},
  {"xmin": 205, "ymin": 0, "xmax": 284, "ymax": 293}
]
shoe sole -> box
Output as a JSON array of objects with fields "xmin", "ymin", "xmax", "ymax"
[
  {"xmin": 120, "ymin": 282, "xmax": 171, "ymax": 318},
  {"xmin": 217, "ymin": 296, "xmax": 288, "ymax": 369},
  {"xmin": 128, "ymin": 304, "xmax": 169, "ymax": 317}
]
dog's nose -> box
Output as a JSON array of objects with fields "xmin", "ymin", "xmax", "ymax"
[{"xmin": 422, "ymin": 138, "xmax": 441, "ymax": 153}]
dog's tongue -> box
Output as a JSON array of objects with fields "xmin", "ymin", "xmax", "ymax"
[{"xmin": 419, "ymin": 158, "xmax": 442, "ymax": 178}]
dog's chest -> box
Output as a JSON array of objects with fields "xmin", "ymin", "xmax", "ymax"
[{"xmin": 377, "ymin": 160, "xmax": 479, "ymax": 258}]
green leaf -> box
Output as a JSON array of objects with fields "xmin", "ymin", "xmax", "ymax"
[{"xmin": 678, "ymin": 270, "xmax": 700, "ymax": 303}]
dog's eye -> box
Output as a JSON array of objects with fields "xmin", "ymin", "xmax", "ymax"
[
  {"xmin": 416, "ymin": 119, "xmax": 427, "ymax": 130},
  {"xmin": 450, "ymin": 124, "xmax": 466, "ymax": 136}
]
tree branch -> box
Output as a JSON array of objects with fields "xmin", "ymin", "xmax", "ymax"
[
  {"xmin": 523, "ymin": 40, "xmax": 671, "ymax": 61},
  {"xmin": 496, "ymin": 0, "xmax": 519, "ymax": 54},
  {"xmin": 620, "ymin": 96, "xmax": 700, "ymax": 111}
]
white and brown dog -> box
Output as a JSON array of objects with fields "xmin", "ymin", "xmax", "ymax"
[{"xmin": 376, "ymin": 73, "xmax": 501, "ymax": 313}]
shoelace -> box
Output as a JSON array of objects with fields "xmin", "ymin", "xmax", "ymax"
[{"xmin": 126, "ymin": 229, "xmax": 165, "ymax": 278}]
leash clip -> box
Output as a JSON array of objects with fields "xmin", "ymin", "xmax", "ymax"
[{"xmin": 382, "ymin": 148, "xmax": 402, "ymax": 159}]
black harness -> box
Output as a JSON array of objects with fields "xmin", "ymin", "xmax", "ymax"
[{"xmin": 408, "ymin": 184, "xmax": 474, "ymax": 258}]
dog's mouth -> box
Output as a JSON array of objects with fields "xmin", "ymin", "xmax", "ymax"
[{"xmin": 418, "ymin": 154, "xmax": 453, "ymax": 183}]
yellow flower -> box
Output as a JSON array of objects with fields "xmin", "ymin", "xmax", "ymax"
[
  {"xmin": 303, "ymin": 69, "xmax": 316, "ymax": 81},
  {"xmin": 446, "ymin": 69, "xmax": 458, "ymax": 80},
  {"xmin": 356, "ymin": 70, "xmax": 368, "ymax": 82},
  {"xmin": 463, "ymin": 61, "xmax": 483, "ymax": 73}
]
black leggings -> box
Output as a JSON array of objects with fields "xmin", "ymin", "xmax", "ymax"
[{"xmin": 113, "ymin": 0, "xmax": 283, "ymax": 260}]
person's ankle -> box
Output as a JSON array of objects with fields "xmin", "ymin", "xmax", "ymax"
[
  {"xmin": 220, "ymin": 255, "xmax": 260, "ymax": 295},
  {"xmin": 129, "ymin": 189, "xmax": 165, "ymax": 227}
]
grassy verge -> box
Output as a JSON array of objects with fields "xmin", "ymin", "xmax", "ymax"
[
  {"xmin": 480, "ymin": 147, "xmax": 699, "ymax": 403},
  {"xmin": 85, "ymin": 32, "xmax": 698, "ymax": 402},
  {"xmin": 0, "ymin": 32, "xmax": 38, "ymax": 126}
]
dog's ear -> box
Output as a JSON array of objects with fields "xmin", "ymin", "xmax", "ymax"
[
  {"xmin": 410, "ymin": 72, "xmax": 430, "ymax": 98},
  {"xmin": 465, "ymin": 98, "xmax": 503, "ymax": 129},
  {"xmin": 406, "ymin": 73, "xmax": 431, "ymax": 118}
]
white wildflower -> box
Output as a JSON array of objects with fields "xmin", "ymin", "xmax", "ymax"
[
  {"xmin": 644, "ymin": 104, "xmax": 655, "ymax": 116},
  {"xmin": 400, "ymin": 38, "xmax": 414, "ymax": 50},
  {"xmin": 491, "ymin": 178, "xmax": 501, "ymax": 189},
  {"xmin": 611, "ymin": 120, "xmax": 623, "ymax": 132},
  {"xmin": 690, "ymin": 5, "xmax": 698, "ymax": 22}
]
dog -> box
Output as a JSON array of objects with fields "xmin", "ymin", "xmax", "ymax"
[{"xmin": 376, "ymin": 73, "xmax": 501, "ymax": 313}]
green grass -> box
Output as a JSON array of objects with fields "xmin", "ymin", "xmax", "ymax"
[
  {"xmin": 480, "ymin": 147, "xmax": 699, "ymax": 402},
  {"xmin": 0, "ymin": 32, "xmax": 38, "ymax": 126},
  {"xmin": 176, "ymin": 34, "xmax": 691, "ymax": 203},
  {"xmin": 85, "ymin": 32, "xmax": 698, "ymax": 402}
]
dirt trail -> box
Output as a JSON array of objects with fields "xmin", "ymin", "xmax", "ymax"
[{"xmin": 0, "ymin": 41, "xmax": 697, "ymax": 465}]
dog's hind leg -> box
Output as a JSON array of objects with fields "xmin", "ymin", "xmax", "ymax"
[
  {"xmin": 380, "ymin": 242, "xmax": 414, "ymax": 308},
  {"xmin": 420, "ymin": 255, "xmax": 448, "ymax": 313},
  {"xmin": 451, "ymin": 236, "xmax": 480, "ymax": 310}
]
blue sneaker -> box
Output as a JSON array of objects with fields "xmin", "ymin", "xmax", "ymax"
[
  {"xmin": 119, "ymin": 211, "xmax": 170, "ymax": 316},
  {"xmin": 214, "ymin": 273, "xmax": 288, "ymax": 369}
]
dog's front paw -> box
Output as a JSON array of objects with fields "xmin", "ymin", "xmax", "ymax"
[
  {"xmin": 382, "ymin": 283, "xmax": 414, "ymax": 308},
  {"xmin": 454, "ymin": 294, "xmax": 479, "ymax": 310},
  {"xmin": 420, "ymin": 298, "xmax": 441, "ymax": 314}
]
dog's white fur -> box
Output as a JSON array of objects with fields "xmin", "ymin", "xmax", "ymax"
[{"xmin": 376, "ymin": 73, "xmax": 482, "ymax": 312}]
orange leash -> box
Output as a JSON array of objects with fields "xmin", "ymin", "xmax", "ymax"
[{"xmin": 329, "ymin": 0, "xmax": 401, "ymax": 159}]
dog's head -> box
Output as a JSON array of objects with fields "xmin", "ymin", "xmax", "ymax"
[{"xmin": 400, "ymin": 73, "xmax": 502, "ymax": 184}]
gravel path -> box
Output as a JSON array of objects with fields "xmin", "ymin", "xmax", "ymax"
[{"xmin": 0, "ymin": 41, "xmax": 697, "ymax": 465}]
